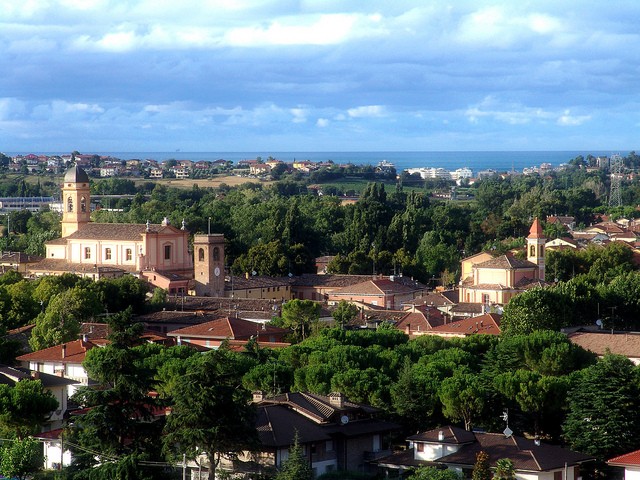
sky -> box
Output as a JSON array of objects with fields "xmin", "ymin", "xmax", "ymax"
[{"xmin": 2, "ymin": 0, "xmax": 640, "ymax": 153}]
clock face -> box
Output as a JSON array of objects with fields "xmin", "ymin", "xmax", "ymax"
[{"xmin": 214, "ymin": 267, "xmax": 220, "ymax": 277}]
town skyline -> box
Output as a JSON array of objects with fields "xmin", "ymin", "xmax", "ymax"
[{"xmin": 3, "ymin": 1, "xmax": 640, "ymax": 152}]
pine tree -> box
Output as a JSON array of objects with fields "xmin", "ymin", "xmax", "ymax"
[{"xmin": 275, "ymin": 431, "xmax": 313, "ymax": 480}]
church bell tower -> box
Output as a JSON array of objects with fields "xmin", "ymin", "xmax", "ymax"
[
  {"xmin": 527, "ymin": 217, "xmax": 546, "ymax": 281},
  {"xmin": 61, "ymin": 165, "xmax": 91, "ymax": 237},
  {"xmin": 193, "ymin": 234, "xmax": 225, "ymax": 297}
]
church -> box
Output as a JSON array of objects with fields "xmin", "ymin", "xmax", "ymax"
[
  {"xmin": 28, "ymin": 165, "xmax": 225, "ymax": 297},
  {"xmin": 458, "ymin": 218, "xmax": 547, "ymax": 305}
]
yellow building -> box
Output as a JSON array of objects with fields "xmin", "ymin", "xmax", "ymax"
[{"xmin": 458, "ymin": 218, "xmax": 546, "ymax": 305}]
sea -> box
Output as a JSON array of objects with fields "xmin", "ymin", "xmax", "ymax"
[{"xmin": 9, "ymin": 150, "xmax": 622, "ymax": 173}]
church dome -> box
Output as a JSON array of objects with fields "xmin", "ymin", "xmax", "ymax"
[{"xmin": 64, "ymin": 165, "xmax": 90, "ymax": 183}]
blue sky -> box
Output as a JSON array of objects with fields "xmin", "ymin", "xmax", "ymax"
[{"xmin": 2, "ymin": 0, "xmax": 640, "ymax": 152}]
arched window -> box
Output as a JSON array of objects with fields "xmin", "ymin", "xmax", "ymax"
[
  {"xmin": 539, "ymin": 245, "xmax": 544, "ymax": 257},
  {"xmin": 67, "ymin": 196, "xmax": 73, "ymax": 212},
  {"xmin": 529, "ymin": 245, "xmax": 535, "ymax": 257},
  {"xmin": 198, "ymin": 248, "xmax": 205, "ymax": 261},
  {"xmin": 213, "ymin": 247, "xmax": 220, "ymax": 261},
  {"xmin": 80, "ymin": 196, "xmax": 86, "ymax": 213}
]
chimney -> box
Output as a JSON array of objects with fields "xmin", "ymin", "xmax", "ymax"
[
  {"xmin": 438, "ymin": 430, "xmax": 445, "ymax": 441},
  {"xmin": 252, "ymin": 391, "xmax": 264, "ymax": 403},
  {"xmin": 329, "ymin": 392, "xmax": 344, "ymax": 408},
  {"xmin": 61, "ymin": 344, "xmax": 66, "ymax": 359}
]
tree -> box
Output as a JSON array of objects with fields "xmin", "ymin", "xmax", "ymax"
[
  {"xmin": 275, "ymin": 431, "xmax": 312, "ymax": 480},
  {"xmin": 163, "ymin": 348, "xmax": 258, "ymax": 478},
  {"xmin": 0, "ymin": 379, "xmax": 58, "ymax": 439},
  {"xmin": 279, "ymin": 299, "xmax": 321, "ymax": 341},
  {"xmin": 332, "ymin": 300, "xmax": 358, "ymax": 329},
  {"xmin": 29, "ymin": 287, "xmax": 101, "ymax": 351},
  {"xmin": 501, "ymin": 288, "xmax": 572, "ymax": 335},
  {"xmin": 493, "ymin": 458, "xmax": 515, "ymax": 480},
  {"xmin": 409, "ymin": 466, "xmax": 462, "ymax": 480},
  {"xmin": 0, "ymin": 436, "xmax": 42, "ymax": 480},
  {"xmin": 472, "ymin": 451, "xmax": 491, "ymax": 480},
  {"xmin": 439, "ymin": 370, "xmax": 486, "ymax": 431},
  {"xmin": 68, "ymin": 309, "xmax": 162, "ymax": 477},
  {"xmin": 563, "ymin": 354, "xmax": 640, "ymax": 461}
]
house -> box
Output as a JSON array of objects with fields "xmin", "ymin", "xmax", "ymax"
[
  {"xmin": 608, "ymin": 449, "xmax": 640, "ymax": 478},
  {"xmin": 250, "ymin": 163, "xmax": 271, "ymax": 176},
  {"xmin": 327, "ymin": 277, "xmax": 426, "ymax": 310},
  {"xmin": 291, "ymin": 274, "xmax": 371, "ymax": 301},
  {"xmin": 426, "ymin": 313, "xmax": 502, "ymax": 338},
  {"xmin": 459, "ymin": 218, "xmax": 546, "ymax": 305},
  {"xmin": 0, "ymin": 251, "xmax": 43, "ymax": 273},
  {"xmin": 395, "ymin": 306, "xmax": 445, "ymax": 336},
  {"xmin": 567, "ymin": 330, "xmax": 640, "ymax": 365},
  {"xmin": 0, "ymin": 364, "xmax": 77, "ymax": 431},
  {"xmin": 167, "ymin": 316, "xmax": 290, "ymax": 350},
  {"xmin": 221, "ymin": 391, "xmax": 399, "ymax": 478},
  {"xmin": 226, "ymin": 274, "xmax": 292, "ymax": 300},
  {"xmin": 16, "ymin": 338, "xmax": 101, "ymax": 398},
  {"xmin": 149, "ymin": 167, "xmax": 163, "ymax": 179},
  {"xmin": 377, "ymin": 425, "xmax": 593, "ymax": 479}
]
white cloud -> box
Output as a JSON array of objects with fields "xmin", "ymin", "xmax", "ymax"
[
  {"xmin": 465, "ymin": 97, "xmax": 553, "ymax": 125},
  {"xmin": 557, "ymin": 110, "xmax": 591, "ymax": 126},
  {"xmin": 347, "ymin": 105, "xmax": 385, "ymax": 118},
  {"xmin": 316, "ymin": 118, "xmax": 329, "ymax": 127},
  {"xmin": 290, "ymin": 108, "xmax": 307, "ymax": 123}
]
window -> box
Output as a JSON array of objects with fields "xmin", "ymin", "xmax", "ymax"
[
  {"xmin": 530, "ymin": 245, "xmax": 536, "ymax": 257},
  {"xmin": 540, "ymin": 245, "xmax": 544, "ymax": 257},
  {"xmin": 554, "ymin": 471, "xmax": 562, "ymax": 480},
  {"xmin": 416, "ymin": 442, "xmax": 424, "ymax": 452},
  {"xmin": 105, "ymin": 248, "xmax": 111, "ymax": 260},
  {"xmin": 482, "ymin": 293, "xmax": 490, "ymax": 304},
  {"xmin": 198, "ymin": 248, "xmax": 205, "ymax": 261},
  {"xmin": 164, "ymin": 245, "xmax": 171, "ymax": 260},
  {"xmin": 80, "ymin": 196, "xmax": 86, "ymax": 213},
  {"xmin": 67, "ymin": 196, "xmax": 73, "ymax": 212},
  {"xmin": 126, "ymin": 249, "xmax": 132, "ymax": 261},
  {"xmin": 213, "ymin": 246, "xmax": 220, "ymax": 261},
  {"xmin": 325, "ymin": 440, "xmax": 333, "ymax": 452},
  {"xmin": 84, "ymin": 247, "xmax": 91, "ymax": 259}
]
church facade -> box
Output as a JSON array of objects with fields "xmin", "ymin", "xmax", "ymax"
[
  {"xmin": 29, "ymin": 166, "xmax": 195, "ymax": 294},
  {"xmin": 458, "ymin": 218, "xmax": 547, "ymax": 305}
]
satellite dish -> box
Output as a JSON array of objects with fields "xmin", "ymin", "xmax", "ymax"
[
  {"xmin": 340, "ymin": 415, "xmax": 349, "ymax": 425},
  {"xmin": 252, "ymin": 270, "xmax": 257, "ymax": 276},
  {"xmin": 596, "ymin": 319, "xmax": 604, "ymax": 328}
]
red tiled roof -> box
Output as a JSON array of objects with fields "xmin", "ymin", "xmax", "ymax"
[
  {"xmin": 16, "ymin": 339, "xmax": 99, "ymax": 364},
  {"xmin": 568, "ymin": 331, "xmax": 640, "ymax": 359},
  {"xmin": 476, "ymin": 255, "xmax": 537, "ymax": 270},
  {"xmin": 331, "ymin": 278, "xmax": 422, "ymax": 296},
  {"xmin": 528, "ymin": 217, "xmax": 544, "ymax": 239},
  {"xmin": 609, "ymin": 449, "xmax": 640, "ymax": 466},
  {"xmin": 64, "ymin": 222, "xmax": 184, "ymax": 241},
  {"xmin": 430, "ymin": 313, "xmax": 501, "ymax": 336},
  {"xmin": 167, "ymin": 317, "xmax": 287, "ymax": 340}
]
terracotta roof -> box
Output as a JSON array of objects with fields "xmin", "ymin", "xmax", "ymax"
[
  {"xmin": 609, "ymin": 449, "xmax": 640, "ymax": 466},
  {"xmin": 476, "ymin": 255, "xmax": 538, "ymax": 270},
  {"xmin": 429, "ymin": 313, "xmax": 501, "ymax": 336},
  {"xmin": 291, "ymin": 274, "xmax": 372, "ymax": 288},
  {"xmin": 167, "ymin": 317, "xmax": 287, "ymax": 340},
  {"xmin": 228, "ymin": 275, "xmax": 291, "ymax": 290},
  {"xmin": 29, "ymin": 258, "xmax": 133, "ymax": 274},
  {"xmin": 568, "ymin": 331, "xmax": 640, "ymax": 359},
  {"xmin": 396, "ymin": 309, "xmax": 445, "ymax": 332},
  {"xmin": 0, "ymin": 251, "xmax": 43, "ymax": 264},
  {"xmin": 65, "ymin": 222, "xmax": 183, "ymax": 241},
  {"xmin": 528, "ymin": 217, "xmax": 544, "ymax": 239},
  {"xmin": 16, "ymin": 339, "xmax": 99, "ymax": 364},
  {"xmin": 330, "ymin": 278, "xmax": 423, "ymax": 296}
]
